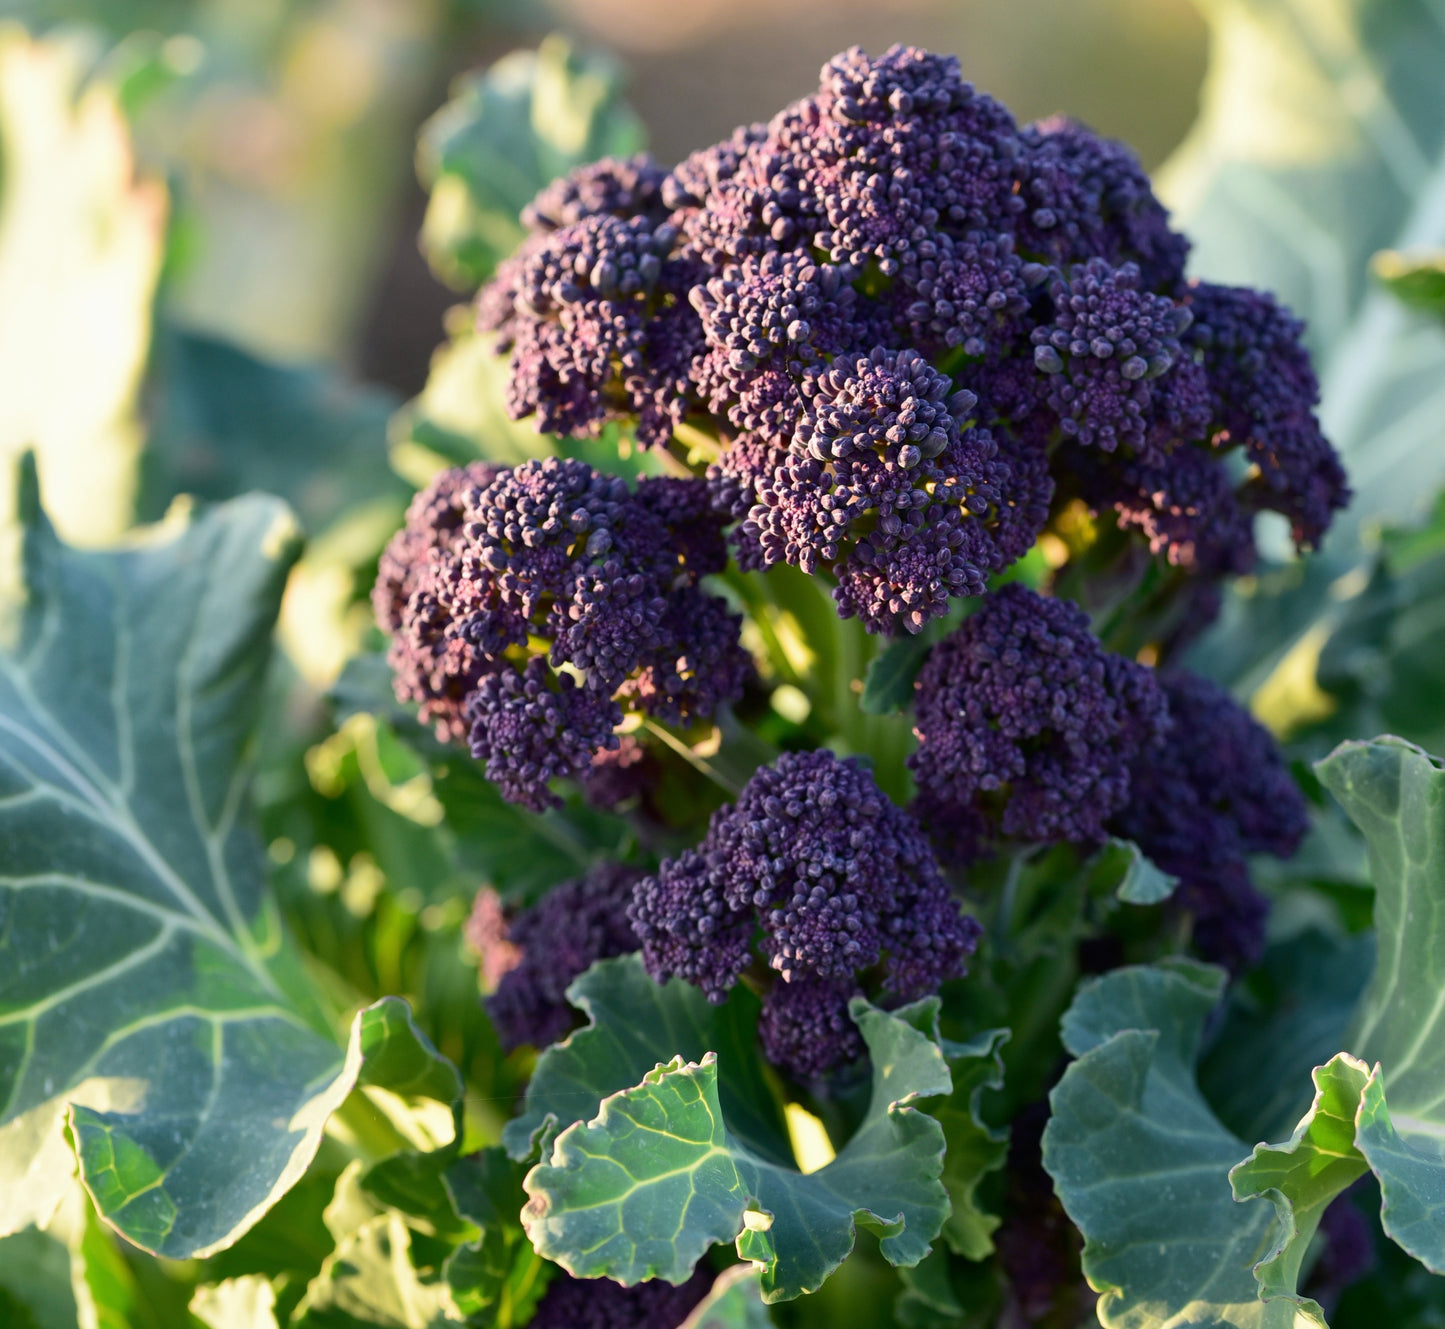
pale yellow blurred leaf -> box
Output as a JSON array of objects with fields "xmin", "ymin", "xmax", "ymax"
[{"xmin": 0, "ymin": 27, "xmax": 166, "ymax": 548}]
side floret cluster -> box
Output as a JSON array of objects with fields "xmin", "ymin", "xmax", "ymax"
[
  {"xmin": 630, "ymin": 749, "xmax": 980, "ymax": 1075},
  {"xmin": 468, "ymin": 863, "xmax": 643, "ymax": 1050},
  {"xmin": 374, "ymin": 457, "xmax": 750, "ymax": 809},
  {"xmin": 1111, "ymin": 670, "xmax": 1308, "ymax": 968},
  {"xmin": 910, "ymin": 583, "xmax": 1168, "ymax": 858}
]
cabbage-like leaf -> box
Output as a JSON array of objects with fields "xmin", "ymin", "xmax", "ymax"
[
  {"xmin": 0, "ymin": 461, "xmax": 455, "ymax": 1257},
  {"xmin": 294, "ymin": 1164, "xmax": 460, "ymax": 1329},
  {"xmin": 680, "ymin": 1265, "xmax": 774, "ymax": 1328},
  {"xmin": 191, "ymin": 1276, "xmax": 280, "ymax": 1329},
  {"xmin": 933, "ymin": 1028, "xmax": 1009, "ymax": 1260},
  {"xmin": 1041, "ymin": 961, "xmax": 1305, "ymax": 1328},
  {"xmin": 1049, "ymin": 738, "xmax": 1445, "ymax": 1322},
  {"xmin": 416, "ymin": 34, "xmax": 645, "ymax": 290},
  {"xmin": 1230, "ymin": 738, "xmax": 1445, "ymax": 1289},
  {"xmin": 143, "ymin": 329, "xmax": 404, "ymax": 536},
  {"xmin": 522, "ymin": 997, "xmax": 954, "ymax": 1302},
  {"xmin": 502, "ymin": 954, "xmax": 792, "ymax": 1169},
  {"xmin": 441, "ymin": 1148, "xmax": 553, "ymax": 1327}
]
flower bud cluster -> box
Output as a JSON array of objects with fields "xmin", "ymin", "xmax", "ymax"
[
  {"xmin": 630, "ymin": 749, "xmax": 979, "ymax": 1076},
  {"xmin": 473, "ymin": 43, "xmax": 1347, "ymax": 637},
  {"xmin": 374, "ymin": 457, "xmax": 749, "ymax": 809}
]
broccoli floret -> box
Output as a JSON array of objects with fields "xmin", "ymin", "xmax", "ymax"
[
  {"xmin": 521, "ymin": 153, "xmax": 670, "ymax": 231},
  {"xmin": 1187, "ymin": 281, "xmax": 1350, "ymax": 547},
  {"xmin": 372, "ymin": 460, "xmax": 507, "ymax": 743},
  {"xmin": 1110, "ymin": 669, "xmax": 1308, "ymax": 970},
  {"xmin": 630, "ymin": 749, "xmax": 979, "ymax": 1073},
  {"xmin": 757, "ymin": 974, "xmax": 865, "ymax": 1081},
  {"xmin": 1029, "ymin": 258, "xmax": 1203, "ymax": 456},
  {"xmin": 909, "ymin": 583, "xmax": 1169, "ymax": 858},
  {"xmin": 373, "ymin": 458, "xmax": 748, "ymax": 809},
  {"xmin": 743, "ymin": 348, "xmax": 1019, "ymax": 633},
  {"xmin": 527, "ymin": 1266, "xmax": 712, "ymax": 1329},
  {"xmin": 473, "ymin": 863, "xmax": 643, "ymax": 1051},
  {"xmin": 465, "ymin": 42, "xmax": 1348, "ymax": 639}
]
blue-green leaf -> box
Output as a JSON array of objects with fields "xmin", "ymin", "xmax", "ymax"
[
  {"xmin": 522, "ymin": 996, "xmax": 955, "ymax": 1302},
  {"xmin": 441, "ymin": 1148, "xmax": 553, "ymax": 1328},
  {"xmin": 0, "ymin": 462, "xmax": 458, "ymax": 1258},
  {"xmin": 1043, "ymin": 962, "xmax": 1302, "ymax": 1327}
]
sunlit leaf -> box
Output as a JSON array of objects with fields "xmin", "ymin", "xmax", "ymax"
[
  {"xmin": 679, "ymin": 1265, "xmax": 775, "ymax": 1329},
  {"xmin": 1372, "ymin": 248, "xmax": 1445, "ymax": 320},
  {"xmin": 1160, "ymin": 0, "xmax": 1445, "ymax": 691},
  {"xmin": 0, "ymin": 460, "xmax": 460, "ymax": 1258},
  {"xmin": 0, "ymin": 29, "xmax": 166, "ymax": 551},
  {"xmin": 1042, "ymin": 961, "xmax": 1304, "ymax": 1327},
  {"xmin": 522, "ymin": 994, "xmax": 955, "ymax": 1302},
  {"xmin": 416, "ymin": 34, "xmax": 645, "ymax": 291},
  {"xmin": 502, "ymin": 955, "xmax": 791, "ymax": 1168}
]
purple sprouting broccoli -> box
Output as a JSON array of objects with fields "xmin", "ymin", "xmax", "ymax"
[
  {"xmin": 630, "ymin": 749, "xmax": 979, "ymax": 1076},
  {"xmin": 1029, "ymin": 258, "xmax": 1205, "ymax": 457},
  {"xmin": 1110, "ymin": 670, "xmax": 1307, "ymax": 970},
  {"xmin": 465, "ymin": 660, "xmax": 624, "ymax": 810},
  {"xmin": 372, "ymin": 460, "xmax": 507, "ymax": 742},
  {"xmin": 757, "ymin": 974, "xmax": 865, "ymax": 1081},
  {"xmin": 373, "ymin": 457, "xmax": 749, "ymax": 810},
  {"xmin": 521, "ymin": 154, "xmax": 670, "ymax": 231},
  {"xmin": 527, "ymin": 1267, "xmax": 713, "ymax": 1329},
  {"xmin": 1186, "ymin": 281, "xmax": 1350, "ymax": 548},
  {"xmin": 479, "ymin": 213, "xmax": 703, "ymax": 449},
  {"xmin": 909, "ymin": 583, "xmax": 1169, "ymax": 860},
  {"xmin": 473, "ymin": 863, "xmax": 643, "ymax": 1052},
  {"xmin": 742, "ymin": 348, "xmax": 1026, "ymax": 634},
  {"xmin": 467, "ymin": 43, "xmax": 1348, "ymax": 646},
  {"xmin": 689, "ymin": 252, "xmax": 867, "ymax": 443},
  {"xmin": 1016, "ymin": 115, "xmax": 1190, "ymax": 293}
]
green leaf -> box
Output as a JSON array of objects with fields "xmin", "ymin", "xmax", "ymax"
[
  {"xmin": 389, "ymin": 323, "xmax": 558, "ymax": 476},
  {"xmin": 523, "ymin": 1052, "xmax": 748, "ymax": 1284},
  {"xmin": 522, "ymin": 996, "xmax": 955, "ymax": 1302},
  {"xmin": 0, "ymin": 464, "xmax": 459, "ymax": 1258},
  {"xmin": 858, "ymin": 634, "xmax": 933, "ymax": 716},
  {"xmin": 0, "ymin": 1226, "xmax": 77, "ymax": 1329},
  {"xmin": 1229, "ymin": 1055, "xmax": 1373, "ymax": 1324},
  {"xmin": 294, "ymin": 1165, "xmax": 460, "ymax": 1329},
  {"xmin": 0, "ymin": 29, "xmax": 166, "ymax": 549},
  {"xmin": 142, "ymin": 329, "xmax": 405, "ymax": 537},
  {"xmin": 1198, "ymin": 930, "xmax": 1374, "ymax": 1145},
  {"xmin": 1307, "ymin": 737, "xmax": 1445, "ymax": 1272},
  {"xmin": 1318, "ymin": 740, "xmax": 1445, "ymax": 1115},
  {"xmin": 441, "ymin": 1149, "xmax": 553, "ymax": 1328},
  {"xmin": 1372, "ymin": 248, "xmax": 1445, "ymax": 320},
  {"xmin": 679, "ymin": 1265, "xmax": 775, "ymax": 1328},
  {"xmin": 932, "ymin": 1029, "xmax": 1009, "ymax": 1260},
  {"xmin": 1158, "ymin": 0, "xmax": 1445, "ymax": 691},
  {"xmin": 1042, "ymin": 961, "xmax": 1301, "ymax": 1328},
  {"xmin": 416, "ymin": 34, "xmax": 645, "ymax": 290},
  {"xmin": 1092, "ymin": 838, "xmax": 1179, "ymax": 905},
  {"xmin": 191, "ymin": 1276, "xmax": 281, "ymax": 1329},
  {"xmin": 502, "ymin": 955, "xmax": 792, "ymax": 1169}
]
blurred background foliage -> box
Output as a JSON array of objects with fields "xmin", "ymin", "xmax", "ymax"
[{"xmin": 1, "ymin": 0, "xmax": 1444, "ymax": 1323}]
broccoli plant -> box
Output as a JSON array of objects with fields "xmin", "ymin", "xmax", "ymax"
[{"xmin": 5, "ymin": 16, "xmax": 1445, "ymax": 1329}]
